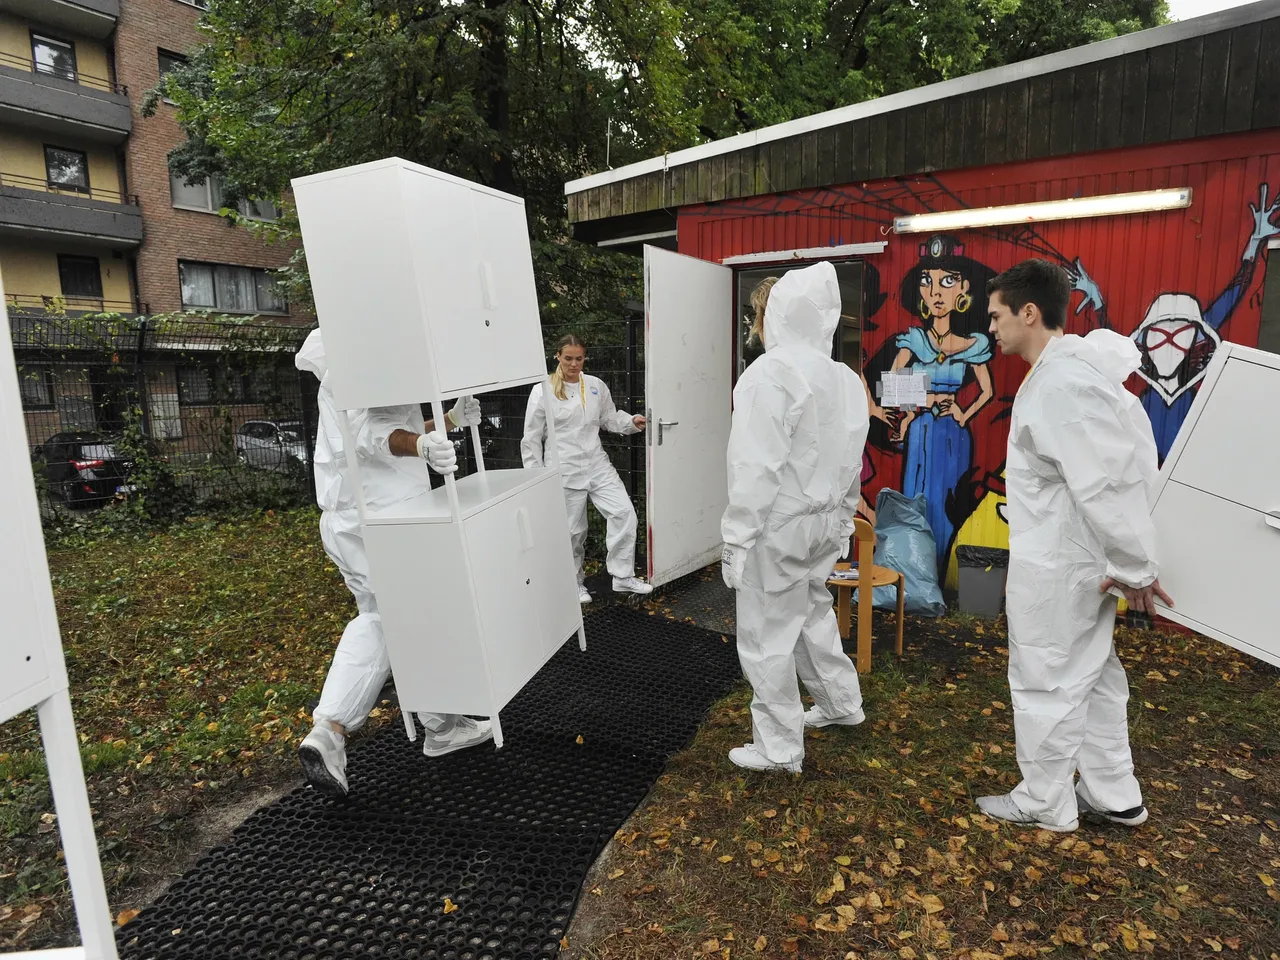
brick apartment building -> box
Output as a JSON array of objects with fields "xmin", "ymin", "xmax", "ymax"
[{"xmin": 0, "ymin": 0, "xmax": 312, "ymax": 459}]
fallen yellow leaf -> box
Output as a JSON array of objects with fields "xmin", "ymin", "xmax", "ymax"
[
  {"xmin": 754, "ymin": 935, "xmax": 768, "ymax": 952},
  {"xmin": 1119, "ymin": 926, "xmax": 1140, "ymax": 952},
  {"xmin": 116, "ymin": 909, "xmax": 140, "ymax": 926},
  {"xmin": 608, "ymin": 869, "xmax": 625, "ymax": 880},
  {"xmin": 442, "ymin": 898, "xmax": 458, "ymax": 915},
  {"xmin": 1057, "ymin": 924, "xmax": 1087, "ymax": 947},
  {"xmin": 719, "ymin": 855, "xmax": 734, "ymax": 863},
  {"xmin": 206, "ymin": 722, "xmax": 218, "ymax": 733},
  {"xmin": 575, "ymin": 735, "xmax": 584, "ymax": 745},
  {"xmin": 1260, "ymin": 873, "xmax": 1275, "ymax": 887},
  {"xmin": 920, "ymin": 894, "xmax": 944, "ymax": 914},
  {"xmin": 1226, "ymin": 767, "xmax": 1256, "ymax": 781}
]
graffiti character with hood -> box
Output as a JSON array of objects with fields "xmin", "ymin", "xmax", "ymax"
[{"xmin": 1128, "ymin": 184, "xmax": 1279, "ymax": 458}]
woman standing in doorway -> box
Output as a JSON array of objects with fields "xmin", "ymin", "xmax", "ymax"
[
  {"xmin": 522, "ymin": 335, "xmax": 653, "ymax": 603},
  {"xmin": 880, "ymin": 235, "xmax": 996, "ymax": 576}
]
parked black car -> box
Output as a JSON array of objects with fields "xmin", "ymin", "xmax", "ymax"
[{"xmin": 34, "ymin": 432, "xmax": 162, "ymax": 508}]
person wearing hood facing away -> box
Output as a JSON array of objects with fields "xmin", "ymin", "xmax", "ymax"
[
  {"xmin": 980, "ymin": 259, "xmax": 1174, "ymax": 832},
  {"xmin": 721, "ymin": 261, "xmax": 870, "ymax": 773},
  {"xmin": 293, "ymin": 329, "xmax": 494, "ymax": 798}
]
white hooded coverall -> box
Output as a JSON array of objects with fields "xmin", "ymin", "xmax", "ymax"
[
  {"xmin": 294, "ymin": 330, "xmax": 450, "ymax": 735},
  {"xmin": 721, "ymin": 261, "xmax": 869, "ymax": 766},
  {"xmin": 1004, "ymin": 329, "xmax": 1159, "ymax": 828},
  {"xmin": 521, "ymin": 375, "xmax": 641, "ymax": 581}
]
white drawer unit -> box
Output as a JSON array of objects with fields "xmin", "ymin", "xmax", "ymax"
[
  {"xmin": 1145, "ymin": 343, "xmax": 1280, "ymax": 666},
  {"xmin": 292, "ymin": 159, "xmax": 585, "ymax": 748}
]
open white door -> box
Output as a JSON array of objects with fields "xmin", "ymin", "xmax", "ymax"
[{"xmin": 644, "ymin": 246, "xmax": 734, "ymax": 586}]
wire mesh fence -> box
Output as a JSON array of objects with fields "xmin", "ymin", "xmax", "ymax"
[{"xmin": 13, "ymin": 305, "xmax": 646, "ymax": 542}]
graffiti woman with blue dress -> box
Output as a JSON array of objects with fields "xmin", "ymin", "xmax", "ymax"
[{"xmin": 877, "ymin": 235, "xmax": 997, "ymax": 577}]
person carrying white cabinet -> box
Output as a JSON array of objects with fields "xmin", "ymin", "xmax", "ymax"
[
  {"xmin": 521, "ymin": 334, "xmax": 653, "ymax": 603},
  {"xmin": 720, "ymin": 261, "xmax": 869, "ymax": 774},
  {"xmin": 294, "ymin": 328, "xmax": 494, "ymax": 798},
  {"xmin": 979, "ymin": 259, "xmax": 1174, "ymax": 833}
]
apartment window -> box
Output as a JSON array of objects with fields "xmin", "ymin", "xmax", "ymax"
[
  {"xmin": 31, "ymin": 33, "xmax": 76, "ymax": 82},
  {"xmin": 45, "ymin": 146, "xmax": 90, "ymax": 194},
  {"xmin": 58, "ymin": 255, "xmax": 103, "ymax": 299},
  {"xmin": 179, "ymin": 261, "xmax": 287, "ymax": 314},
  {"xmin": 177, "ymin": 365, "xmax": 212, "ymax": 404},
  {"xmin": 158, "ymin": 49, "xmax": 187, "ymax": 80},
  {"xmin": 19, "ymin": 365, "xmax": 54, "ymax": 409},
  {"xmin": 169, "ymin": 170, "xmax": 278, "ymax": 221}
]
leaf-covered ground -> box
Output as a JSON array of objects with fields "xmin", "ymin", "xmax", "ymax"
[
  {"xmin": 0, "ymin": 508, "xmax": 373, "ymax": 950},
  {"xmin": 565, "ymin": 584, "xmax": 1280, "ymax": 960}
]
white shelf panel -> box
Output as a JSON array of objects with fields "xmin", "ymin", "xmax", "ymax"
[{"xmin": 363, "ymin": 468, "xmax": 555, "ymax": 525}]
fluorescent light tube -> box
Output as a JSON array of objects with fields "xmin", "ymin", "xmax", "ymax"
[{"xmin": 892, "ymin": 187, "xmax": 1192, "ymax": 233}]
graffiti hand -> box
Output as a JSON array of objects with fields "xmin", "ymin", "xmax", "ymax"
[
  {"xmin": 1067, "ymin": 257, "xmax": 1105, "ymax": 315},
  {"xmin": 1246, "ymin": 183, "xmax": 1280, "ymax": 258}
]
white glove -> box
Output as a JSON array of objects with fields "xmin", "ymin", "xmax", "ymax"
[
  {"xmin": 839, "ymin": 520, "xmax": 855, "ymax": 561},
  {"xmin": 839, "ymin": 537, "xmax": 851, "ymax": 561},
  {"xmin": 721, "ymin": 544, "xmax": 747, "ymax": 591},
  {"xmin": 416, "ymin": 432, "xmax": 457, "ymax": 475},
  {"xmin": 446, "ymin": 396, "xmax": 481, "ymax": 429}
]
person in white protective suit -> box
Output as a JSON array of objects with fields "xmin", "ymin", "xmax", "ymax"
[
  {"xmin": 521, "ymin": 334, "xmax": 653, "ymax": 603},
  {"xmin": 720, "ymin": 262, "xmax": 869, "ymax": 773},
  {"xmin": 294, "ymin": 329, "xmax": 494, "ymax": 798},
  {"xmin": 981, "ymin": 258, "xmax": 1174, "ymax": 832}
]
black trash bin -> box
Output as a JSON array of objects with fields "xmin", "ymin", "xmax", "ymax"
[{"xmin": 956, "ymin": 546, "xmax": 1010, "ymax": 618}]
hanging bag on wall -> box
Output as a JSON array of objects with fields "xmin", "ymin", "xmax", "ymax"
[{"xmin": 871, "ymin": 488, "xmax": 947, "ymax": 617}]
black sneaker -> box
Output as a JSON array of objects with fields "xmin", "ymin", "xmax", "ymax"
[{"xmin": 1077, "ymin": 793, "xmax": 1148, "ymax": 826}]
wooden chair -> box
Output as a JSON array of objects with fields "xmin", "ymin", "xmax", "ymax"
[{"xmin": 826, "ymin": 518, "xmax": 904, "ymax": 674}]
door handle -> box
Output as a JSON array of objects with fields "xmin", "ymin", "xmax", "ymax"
[
  {"xmin": 657, "ymin": 419, "xmax": 679, "ymax": 446},
  {"xmin": 516, "ymin": 507, "xmax": 534, "ymax": 551},
  {"xmin": 1266, "ymin": 511, "xmax": 1280, "ymax": 531}
]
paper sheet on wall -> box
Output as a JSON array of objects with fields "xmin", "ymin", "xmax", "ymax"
[{"xmin": 879, "ymin": 371, "xmax": 929, "ymax": 409}]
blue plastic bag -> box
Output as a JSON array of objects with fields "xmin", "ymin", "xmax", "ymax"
[{"xmin": 871, "ymin": 489, "xmax": 946, "ymax": 617}]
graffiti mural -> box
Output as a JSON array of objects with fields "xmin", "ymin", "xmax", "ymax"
[{"xmin": 686, "ymin": 144, "xmax": 1280, "ymax": 585}]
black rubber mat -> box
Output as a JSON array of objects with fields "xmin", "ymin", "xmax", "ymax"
[{"xmin": 117, "ymin": 606, "xmax": 742, "ymax": 960}]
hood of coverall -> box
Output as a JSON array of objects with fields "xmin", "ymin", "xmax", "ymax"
[
  {"xmin": 1046, "ymin": 328, "xmax": 1141, "ymax": 385},
  {"xmin": 295, "ymin": 328, "xmax": 327, "ymax": 380},
  {"xmin": 762, "ymin": 261, "xmax": 841, "ymax": 354}
]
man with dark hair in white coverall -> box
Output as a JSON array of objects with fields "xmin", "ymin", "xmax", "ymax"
[
  {"xmin": 294, "ymin": 329, "xmax": 494, "ymax": 798},
  {"xmin": 980, "ymin": 258, "xmax": 1174, "ymax": 832},
  {"xmin": 720, "ymin": 261, "xmax": 870, "ymax": 774}
]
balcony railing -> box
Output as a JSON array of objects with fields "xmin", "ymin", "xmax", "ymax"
[
  {"xmin": 0, "ymin": 171, "xmax": 138, "ymax": 206},
  {"xmin": 0, "ymin": 50, "xmax": 127, "ymax": 96},
  {"xmin": 6, "ymin": 292, "xmax": 147, "ymax": 315}
]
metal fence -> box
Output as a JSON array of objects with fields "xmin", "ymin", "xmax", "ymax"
[
  {"xmin": 13, "ymin": 310, "xmax": 317, "ymax": 520},
  {"xmin": 13, "ymin": 307, "xmax": 646, "ymax": 534}
]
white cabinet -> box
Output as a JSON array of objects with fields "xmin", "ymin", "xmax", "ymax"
[
  {"xmin": 292, "ymin": 158, "xmax": 547, "ymax": 411},
  {"xmin": 291, "ymin": 158, "xmax": 585, "ymax": 747},
  {"xmin": 1146, "ymin": 343, "xmax": 1280, "ymax": 666}
]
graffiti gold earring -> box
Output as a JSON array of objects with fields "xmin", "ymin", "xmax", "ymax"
[
  {"xmin": 919, "ymin": 299, "xmax": 931, "ymax": 319},
  {"xmin": 956, "ymin": 292, "xmax": 972, "ymax": 313}
]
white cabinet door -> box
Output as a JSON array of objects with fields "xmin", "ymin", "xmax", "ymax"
[
  {"xmin": 1150, "ymin": 480, "xmax": 1280, "ymax": 667},
  {"xmin": 644, "ymin": 246, "xmax": 734, "ymax": 587},
  {"xmin": 523, "ymin": 472, "xmax": 584, "ymax": 658},
  {"xmin": 1167, "ymin": 355, "xmax": 1280, "ymax": 517}
]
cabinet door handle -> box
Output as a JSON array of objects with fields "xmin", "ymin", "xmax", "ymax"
[
  {"xmin": 1266, "ymin": 511, "xmax": 1280, "ymax": 531},
  {"xmin": 516, "ymin": 507, "xmax": 534, "ymax": 551},
  {"xmin": 479, "ymin": 261, "xmax": 497, "ymax": 311}
]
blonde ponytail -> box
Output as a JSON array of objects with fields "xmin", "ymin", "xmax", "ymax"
[
  {"xmin": 749, "ymin": 277, "xmax": 778, "ymax": 346},
  {"xmin": 551, "ymin": 334, "xmax": 587, "ymax": 403}
]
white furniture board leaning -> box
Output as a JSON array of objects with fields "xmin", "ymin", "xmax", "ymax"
[
  {"xmin": 1141, "ymin": 341, "xmax": 1280, "ymax": 667},
  {"xmin": 0, "ymin": 270, "xmax": 118, "ymax": 959},
  {"xmin": 292, "ymin": 158, "xmax": 585, "ymax": 748}
]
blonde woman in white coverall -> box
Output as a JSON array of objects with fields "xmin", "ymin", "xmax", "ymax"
[
  {"xmin": 522, "ymin": 334, "xmax": 653, "ymax": 603},
  {"xmin": 294, "ymin": 329, "xmax": 494, "ymax": 798},
  {"xmin": 980, "ymin": 259, "xmax": 1173, "ymax": 832},
  {"xmin": 721, "ymin": 261, "xmax": 869, "ymax": 773}
]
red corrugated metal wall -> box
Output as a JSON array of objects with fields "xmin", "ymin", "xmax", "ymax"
[{"xmin": 678, "ymin": 130, "xmax": 1280, "ymax": 585}]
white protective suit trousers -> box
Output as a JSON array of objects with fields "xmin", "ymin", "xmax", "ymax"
[
  {"xmin": 564, "ymin": 467, "xmax": 638, "ymax": 581},
  {"xmin": 736, "ymin": 538, "xmax": 864, "ymax": 765},
  {"xmin": 1007, "ymin": 590, "xmax": 1143, "ymax": 827},
  {"xmin": 314, "ymin": 509, "xmax": 448, "ymax": 735}
]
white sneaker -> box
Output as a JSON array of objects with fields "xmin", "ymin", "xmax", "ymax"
[
  {"xmin": 579, "ymin": 586, "xmax": 593, "ymax": 604},
  {"xmin": 299, "ymin": 725, "xmax": 348, "ymax": 798},
  {"xmin": 728, "ymin": 743, "xmax": 801, "ymax": 774},
  {"xmin": 976, "ymin": 793, "xmax": 1077, "ymax": 833},
  {"xmin": 613, "ymin": 576, "xmax": 653, "ymax": 595},
  {"xmin": 421, "ymin": 716, "xmax": 494, "ymax": 758},
  {"xmin": 803, "ymin": 705, "xmax": 866, "ymax": 729}
]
